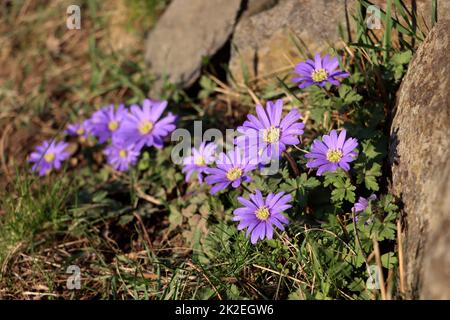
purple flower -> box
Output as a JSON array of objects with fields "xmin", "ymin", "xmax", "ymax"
[
  {"xmin": 182, "ymin": 142, "xmax": 217, "ymax": 183},
  {"xmin": 233, "ymin": 190, "xmax": 291, "ymax": 244},
  {"xmin": 29, "ymin": 140, "xmax": 70, "ymax": 176},
  {"xmin": 115, "ymin": 99, "xmax": 177, "ymax": 151},
  {"xmin": 305, "ymin": 129, "xmax": 358, "ymax": 175},
  {"xmin": 292, "ymin": 53, "xmax": 349, "ymax": 88},
  {"xmin": 235, "ymin": 99, "xmax": 304, "ymax": 163},
  {"xmin": 205, "ymin": 147, "xmax": 257, "ymax": 194},
  {"xmin": 353, "ymin": 194, "xmax": 377, "ymax": 213},
  {"xmin": 103, "ymin": 139, "xmax": 140, "ymax": 172},
  {"xmin": 352, "ymin": 194, "xmax": 377, "ymax": 223},
  {"xmin": 65, "ymin": 120, "xmax": 91, "ymax": 140},
  {"xmin": 89, "ymin": 104, "xmax": 127, "ymax": 143}
]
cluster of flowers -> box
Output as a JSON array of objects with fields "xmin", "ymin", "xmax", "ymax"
[
  {"xmin": 182, "ymin": 104, "xmax": 360, "ymax": 243},
  {"xmin": 29, "ymin": 99, "xmax": 177, "ymax": 176},
  {"xmin": 29, "ymin": 53, "xmax": 376, "ymax": 244},
  {"xmin": 180, "ymin": 54, "xmax": 370, "ymax": 244}
]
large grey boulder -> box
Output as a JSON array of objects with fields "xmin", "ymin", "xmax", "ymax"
[
  {"xmin": 389, "ymin": 20, "xmax": 450, "ymax": 299},
  {"xmin": 145, "ymin": 0, "xmax": 242, "ymax": 91}
]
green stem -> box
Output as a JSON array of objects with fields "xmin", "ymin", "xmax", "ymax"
[
  {"xmin": 352, "ymin": 209, "xmax": 374, "ymax": 294},
  {"xmin": 241, "ymin": 184, "xmax": 253, "ymax": 194},
  {"xmin": 343, "ymin": 169, "xmax": 354, "ymax": 184},
  {"xmin": 321, "ymin": 85, "xmax": 334, "ymax": 99}
]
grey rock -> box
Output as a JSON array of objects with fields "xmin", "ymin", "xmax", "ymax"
[
  {"xmin": 145, "ymin": 0, "xmax": 242, "ymax": 91},
  {"xmin": 229, "ymin": 0, "xmax": 355, "ymax": 86},
  {"xmin": 228, "ymin": 0, "xmax": 450, "ymax": 87},
  {"xmin": 389, "ymin": 20, "xmax": 450, "ymax": 299},
  {"xmin": 240, "ymin": 0, "xmax": 279, "ymax": 18}
]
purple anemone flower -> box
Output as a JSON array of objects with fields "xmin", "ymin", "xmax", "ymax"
[
  {"xmin": 353, "ymin": 194, "xmax": 377, "ymax": 213},
  {"xmin": 29, "ymin": 140, "xmax": 70, "ymax": 176},
  {"xmin": 235, "ymin": 99, "xmax": 304, "ymax": 163},
  {"xmin": 182, "ymin": 142, "xmax": 217, "ymax": 183},
  {"xmin": 204, "ymin": 147, "xmax": 257, "ymax": 194},
  {"xmin": 292, "ymin": 53, "xmax": 349, "ymax": 88},
  {"xmin": 352, "ymin": 194, "xmax": 377, "ymax": 223},
  {"xmin": 115, "ymin": 99, "xmax": 177, "ymax": 151},
  {"xmin": 89, "ymin": 104, "xmax": 127, "ymax": 143},
  {"xmin": 65, "ymin": 120, "xmax": 91, "ymax": 140},
  {"xmin": 103, "ymin": 139, "xmax": 140, "ymax": 172},
  {"xmin": 305, "ymin": 129, "xmax": 358, "ymax": 175},
  {"xmin": 233, "ymin": 190, "xmax": 291, "ymax": 244}
]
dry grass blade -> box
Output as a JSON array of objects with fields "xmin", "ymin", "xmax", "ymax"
[{"xmin": 134, "ymin": 184, "xmax": 162, "ymax": 206}]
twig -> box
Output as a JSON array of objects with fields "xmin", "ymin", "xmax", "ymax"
[
  {"xmin": 22, "ymin": 292, "xmax": 58, "ymax": 297},
  {"xmin": 134, "ymin": 184, "xmax": 162, "ymax": 205},
  {"xmin": 1, "ymin": 242, "xmax": 23, "ymax": 275},
  {"xmin": 283, "ymin": 151, "xmax": 300, "ymax": 176},
  {"xmin": 372, "ymin": 238, "xmax": 387, "ymax": 300},
  {"xmin": 301, "ymin": 110, "xmax": 310, "ymax": 126},
  {"xmin": 208, "ymin": 74, "xmax": 231, "ymax": 91},
  {"xmin": 276, "ymin": 232, "xmax": 311, "ymax": 287},
  {"xmin": 55, "ymin": 239, "xmax": 89, "ymax": 248},
  {"xmin": 397, "ymin": 219, "xmax": 405, "ymax": 295},
  {"xmin": 248, "ymin": 65, "xmax": 295, "ymax": 84},
  {"xmin": 293, "ymin": 145, "xmax": 310, "ymax": 153},
  {"xmin": 246, "ymin": 87, "xmax": 262, "ymax": 106},
  {"xmin": 188, "ymin": 262, "xmax": 223, "ymax": 300},
  {"xmin": 133, "ymin": 212, "xmax": 155, "ymax": 253},
  {"xmin": 252, "ymin": 264, "xmax": 308, "ymax": 285},
  {"xmin": 213, "ymin": 88, "xmax": 241, "ymax": 98},
  {"xmin": 386, "ymin": 268, "xmax": 394, "ymax": 300}
]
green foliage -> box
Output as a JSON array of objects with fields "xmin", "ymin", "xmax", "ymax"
[
  {"xmin": 162, "ymin": 1, "xmax": 416, "ymax": 299},
  {"xmin": 198, "ymin": 75, "xmax": 217, "ymax": 100},
  {"xmin": 1, "ymin": 0, "xmax": 428, "ymax": 300},
  {"xmin": 388, "ymin": 50, "xmax": 413, "ymax": 82},
  {"xmin": 354, "ymin": 140, "xmax": 385, "ymax": 192},
  {"xmin": 0, "ymin": 173, "xmax": 73, "ymax": 265},
  {"xmin": 324, "ymin": 171, "xmax": 356, "ymax": 204}
]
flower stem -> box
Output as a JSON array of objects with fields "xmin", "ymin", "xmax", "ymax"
[
  {"xmin": 283, "ymin": 151, "xmax": 300, "ymax": 177},
  {"xmin": 241, "ymin": 184, "xmax": 252, "ymax": 194},
  {"xmin": 321, "ymin": 85, "xmax": 334, "ymax": 98},
  {"xmin": 344, "ymin": 169, "xmax": 354, "ymax": 184},
  {"xmin": 352, "ymin": 209, "xmax": 375, "ymax": 297}
]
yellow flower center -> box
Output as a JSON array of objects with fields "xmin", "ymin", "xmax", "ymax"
[
  {"xmin": 119, "ymin": 149, "xmax": 128, "ymax": 158},
  {"xmin": 326, "ymin": 149, "xmax": 343, "ymax": 163},
  {"xmin": 311, "ymin": 68, "xmax": 328, "ymax": 82},
  {"xmin": 226, "ymin": 167, "xmax": 243, "ymax": 181},
  {"xmin": 76, "ymin": 128, "xmax": 85, "ymax": 135},
  {"xmin": 194, "ymin": 156, "xmax": 205, "ymax": 166},
  {"xmin": 263, "ymin": 126, "xmax": 281, "ymax": 143},
  {"xmin": 255, "ymin": 206, "xmax": 270, "ymax": 221},
  {"xmin": 138, "ymin": 120, "xmax": 153, "ymax": 135},
  {"xmin": 108, "ymin": 120, "xmax": 119, "ymax": 131},
  {"xmin": 44, "ymin": 152, "xmax": 55, "ymax": 163}
]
